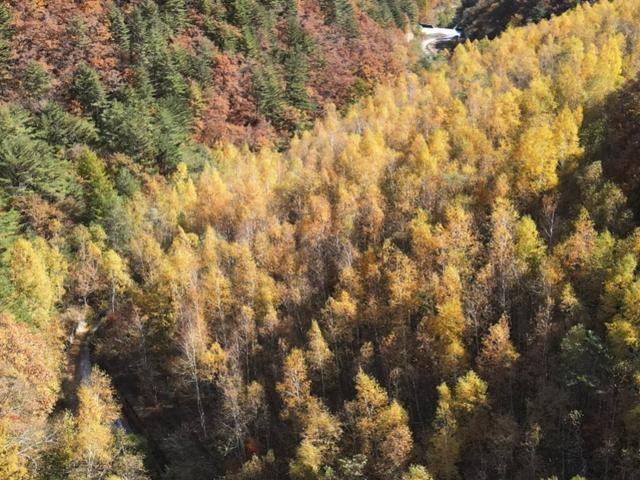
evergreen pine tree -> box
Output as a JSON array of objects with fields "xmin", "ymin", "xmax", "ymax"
[
  {"xmin": 382, "ymin": 0, "xmax": 416, "ymax": 28},
  {"xmin": 36, "ymin": 103, "xmax": 98, "ymax": 148},
  {"xmin": 232, "ymin": 0, "xmax": 253, "ymax": 27},
  {"xmin": 284, "ymin": 49, "xmax": 311, "ymax": 112},
  {"xmin": 0, "ymin": 5, "xmax": 13, "ymax": 87},
  {"xmin": 254, "ymin": 62, "xmax": 285, "ymax": 126},
  {"xmin": 155, "ymin": 99, "xmax": 190, "ymax": 173},
  {"xmin": 128, "ymin": 6, "xmax": 149, "ymax": 62},
  {"xmin": 242, "ymin": 25, "xmax": 259, "ymax": 58},
  {"xmin": 367, "ymin": 1, "xmax": 394, "ymax": 27},
  {"xmin": 107, "ymin": 5, "xmax": 131, "ymax": 57},
  {"xmin": 319, "ymin": 0, "xmax": 335, "ymax": 23},
  {"xmin": 69, "ymin": 63, "xmax": 107, "ymax": 117},
  {"xmin": 0, "ymin": 5, "xmax": 10, "ymax": 39},
  {"xmin": 283, "ymin": 15, "xmax": 313, "ymax": 113},
  {"xmin": 77, "ymin": 148, "xmax": 118, "ymax": 223},
  {"xmin": 0, "ymin": 196, "xmax": 20, "ymax": 255},
  {"xmin": 163, "ymin": 0, "xmax": 188, "ymax": 31},
  {"xmin": 146, "ymin": 26, "xmax": 187, "ymax": 98},
  {"xmin": 334, "ymin": 0, "xmax": 359, "ymax": 38},
  {"xmin": 155, "ymin": 55, "xmax": 188, "ymax": 98},
  {"xmin": 100, "ymin": 99, "xmax": 158, "ymax": 165},
  {"xmin": 133, "ymin": 66, "xmax": 156, "ymax": 100},
  {"xmin": 21, "ymin": 61, "xmax": 51, "ymax": 101},
  {"xmin": 67, "ymin": 17, "xmax": 91, "ymax": 52},
  {"xmin": 398, "ymin": 0, "xmax": 417, "ymax": 23},
  {"xmin": 0, "ymin": 105, "xmax": 71, "ymax": 200},
  {"xmin": 198, "ymin": 0, "xmax": 214, "ymax": 15}
]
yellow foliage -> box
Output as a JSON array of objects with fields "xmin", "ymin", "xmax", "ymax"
[
  {"xmin": 515, "ymin": 216, "xmax": 545, "ymax": 269},
  {"xmin": 607, "ymin": 319, "xmax": 639, "ymax": 360},
  {"xmin": 7, "ymin": 238, "xmax": 67, "ymax": 326},
  {"xmin": 0, "ymin": 313, "xmax": 61, "ymax": 429},
  {"xmin": 478, "ymin": 315, "xmax": 520, "ymax": 378},
  {"xmin": 306, "ymin": 320, "xmax": 333, "ymax": 373},
  {"xmin": 0, "ymin": 427, "xmax": 28, "ymax": 480},
  {"xmin": 75, "ymin": 368, "xmax": 119, "ymax": 476},
  {"xmin": 514, "ymin": 123, "xmax": 559, "ymax": 195},
  {"xmin": 322, "ymin": 290, "xmax": 358, "ymax": 342},
  {"xmin": 277, "ymin": 349, "xmax": 312, "ymax": 420},
  {"xmin": 9, "ymin": 0, "xmax": 640, "ymax": 476},
  {"xmin": 290, "ymin": 439, "xmax": 322, "ymax": 478},
  {"xmin": 402, "ymin": 465, "xmax": 434, "ymax": 480},
  {"xmin": 428, "ymin": 383, "xmax": 459, "ymax": 480},
  {"xmin": 200, "ymin": 342, "xmax": 229, "ymax": 381},
  {"xmin": 420, "ymin": 265, "xmax": 467, "ymax": 374},
  {"xmin": 348, "ymin": 371, "xmax": 412, "ymax": 475},
  {"xmin": 453, "ymin": 370, "xmax": 488, "ymax": 413}
]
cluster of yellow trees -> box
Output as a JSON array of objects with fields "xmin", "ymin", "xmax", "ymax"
[{"xmin": 4, "ymin": 0, "xmax": 640, "ymax": 478}]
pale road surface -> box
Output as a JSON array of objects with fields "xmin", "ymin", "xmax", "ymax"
[{"xmin": 420, "ymin": 26, "xmax": 462, "ymax": 53}]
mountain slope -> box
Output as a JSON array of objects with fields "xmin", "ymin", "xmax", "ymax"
[
  {"xmin": 4, "ymin": 0, "xmax": 640, "ymax": 479},
  {"xmin": 2, "ymin": 0, "xmax": 417, "ymax": 148},
  {"xmin": 457, "ymin": 0, "xmax": 596, "ymax": 38},
  {"xmin": 600, "ymin": 77, "xmax": 640, "ymax": 214}
]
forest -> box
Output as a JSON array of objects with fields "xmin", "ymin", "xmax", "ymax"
[
  {"xmin": 455, "ymin": 0, "xmax": 594, "ymax": 39},
  {"xmin": 3, "ymin": 0, "xmax": 640, "ymax": 479}
]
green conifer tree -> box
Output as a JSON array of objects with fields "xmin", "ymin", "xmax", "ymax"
[
  {"xmin": 283, "ymin": 15, "xmax": 314, "ymax": 114},
  {"xmin": 0, "ymin": 105, "xmax": 71, "ymax": 200},
  {"xmin": 284, "ymin": 49, "xmax": 310, "ymax": 111},
  {"xmin": 154, "ymin": 99, "xmax": 190, "ymax": 173},
  {"xmin": 69, "ymin": 63, "xmax": 107, "ymax": 117},
  {"xmin": 0, "ymin": 196, "xmax": 19, "ymax": 255},
  {"xmin": 36, "ymin": 103, "xmax": 98, "ymax": 148},
  {"xmin": 254, "ymin": 62, "xmax": 285, "ymax": 126},
  {"xmin": 334, "ymin": 0, "xmax": 359, "ymax": 38},
  {"xmin": 67, "ymin": 17, "xmax": 91, "ymax": 52},
  {"xmin": 22, "ymin": 61, "xmax": 51, "ymax": 101},
  {"xmin": 100, "ymin": 99, "xmax": 158, "ymax": 165},
  {"xmin": 0, "ymin": 5, "xmax": 13, "ymax": 88},
  {"xmin": 77, "ymin": 148, "xmax": 118, "ymax": 223},
  {"xmin": 107, "ymin": 5, "xmax": 131, "ymax": 57},
  {"xmin": 163, "ymin": 0, "xmax": 188, "ymax": 31}
]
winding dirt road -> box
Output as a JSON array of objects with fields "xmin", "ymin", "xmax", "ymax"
[{"xmin": 420, "ymin": 25, "xmax": 462, "ymax": 54}]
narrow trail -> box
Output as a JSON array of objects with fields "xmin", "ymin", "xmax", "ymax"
[
  {"xmin": 57, "ymin": 319, "xmax": 91, "ymax": 412},
  {"xmin": 56, "ymin": 318, "xmax": 169, "ymax": 477}
]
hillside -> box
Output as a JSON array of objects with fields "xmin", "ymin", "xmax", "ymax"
[
  {"xmin": 3, "ymin": 0, "xmax": 640, "ymax": 479},
  {"xmin": 1, "ymin": 0, "xmax": 420, "ymax": 150},
  {"xmin": 600, "ymin": 77, "xmax": 640, "ymax": 215},
  {"xmin": 457, "ymin": 0, "xmax": 595, "ymax": 39}
]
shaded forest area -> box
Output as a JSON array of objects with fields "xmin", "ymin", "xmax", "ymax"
[
  {"xmin": 456, "ymin": 0, "xmax": 597, "ymax": 39},
  {"xmin": 4, "ymin": 0, "xmax": 640, "ymax": 479},
  {"xmin": 599, "ymin": 77, "xmax": 640, "ymax": 216}
]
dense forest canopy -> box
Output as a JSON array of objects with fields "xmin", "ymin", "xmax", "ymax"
[
  {"xmin": 1, "ymin": 0, "xmax": 425, "ymax": 149},
  {"xmin": 3, "ymin": 0, "xmax": 640, "ymax": 479}
]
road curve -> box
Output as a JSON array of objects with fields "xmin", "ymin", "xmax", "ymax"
[{"xmin": 420, "ymin": 26, "xmax": 462, "ymax": 54}]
